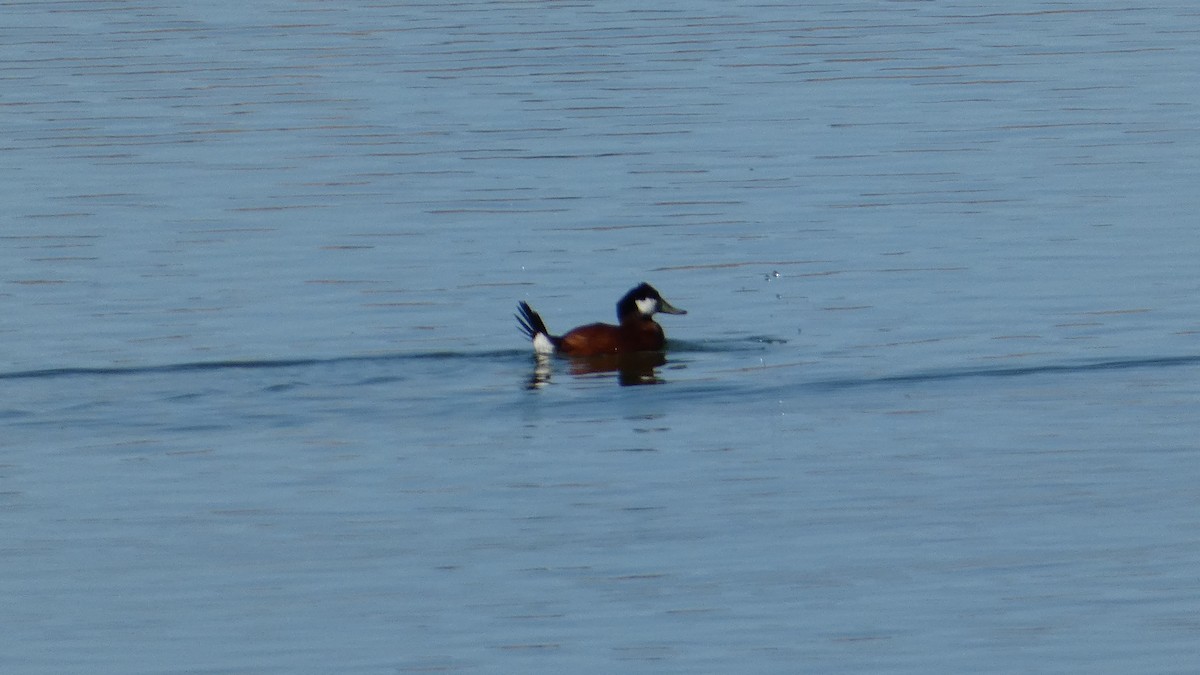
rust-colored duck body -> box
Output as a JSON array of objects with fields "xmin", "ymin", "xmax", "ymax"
[{"xmin": 516, "ymin": 283, "xmax": 686, "ymax": 357}]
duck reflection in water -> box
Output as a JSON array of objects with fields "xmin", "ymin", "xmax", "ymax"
[
  {"xmin": 527, "ymin": 350, "xmax": 670, "ymax": 388},
  {"xmin": 517, "ymin": 282, "xmax": 686, "ymax": 387}
]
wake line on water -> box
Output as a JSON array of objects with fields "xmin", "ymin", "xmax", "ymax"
[
  {"xmin": 3, "ymin": 350, "xmax": 1197, "ymax": 385},
  {"xmin": 807, "ymin": 354, "xmax": 1200, "ymax": 391},
  {"xmin": 0, "ymin": 350, "xmax": 528, "ymax": 381},
  {"xmin": 0, "ymin": 338, "xmax": 775, "ymax": 382}
]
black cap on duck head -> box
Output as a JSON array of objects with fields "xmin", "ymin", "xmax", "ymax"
[{"xmin": 617, "ymin": 282, "xmax": 687, "ymax": 319}]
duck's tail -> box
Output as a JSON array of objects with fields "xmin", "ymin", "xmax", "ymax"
[{"xmin": 516, "ymin": 302, "xmax": 559, "ymax": 355}]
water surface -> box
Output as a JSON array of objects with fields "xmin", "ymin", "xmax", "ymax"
[{"xmin": 3, "ymin": 2, "xmax": 1199, "ymax": 673}]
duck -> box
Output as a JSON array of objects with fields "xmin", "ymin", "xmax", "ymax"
[{"xmin": 516, "ymin": 282, "xmax": 686, "ymax": 356}]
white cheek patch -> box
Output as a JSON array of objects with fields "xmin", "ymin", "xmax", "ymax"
[{"xmin": 635, "ymin": 297, "xmax": 658, "ymax": 316}]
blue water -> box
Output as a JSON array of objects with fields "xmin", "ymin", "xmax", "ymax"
[{"xmin": 3, "ymin": 2, "xmax": 1199, "ymax": 673}]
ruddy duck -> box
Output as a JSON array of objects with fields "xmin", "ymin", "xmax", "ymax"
[{"xmin": 516, "ymin": 282, "xmax": 686, "ymax": 356}]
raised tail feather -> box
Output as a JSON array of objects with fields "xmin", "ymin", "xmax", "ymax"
[
  {"xmin": 515, "ymin": 302, "xmax": 547, "ymax": 339},
  {"xmin": 516, "ymin": 302, "xmax": 558, "ymax": 354}
]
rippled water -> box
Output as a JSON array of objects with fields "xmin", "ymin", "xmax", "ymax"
[{"xmin": 3, "ymin": 2, "xmax": 1199, "ymax": 673}]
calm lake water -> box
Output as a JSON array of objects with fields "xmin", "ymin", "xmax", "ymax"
[{"xmin": 3, "ymin": 1, "xmax": 1199, "ymax": 673}]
